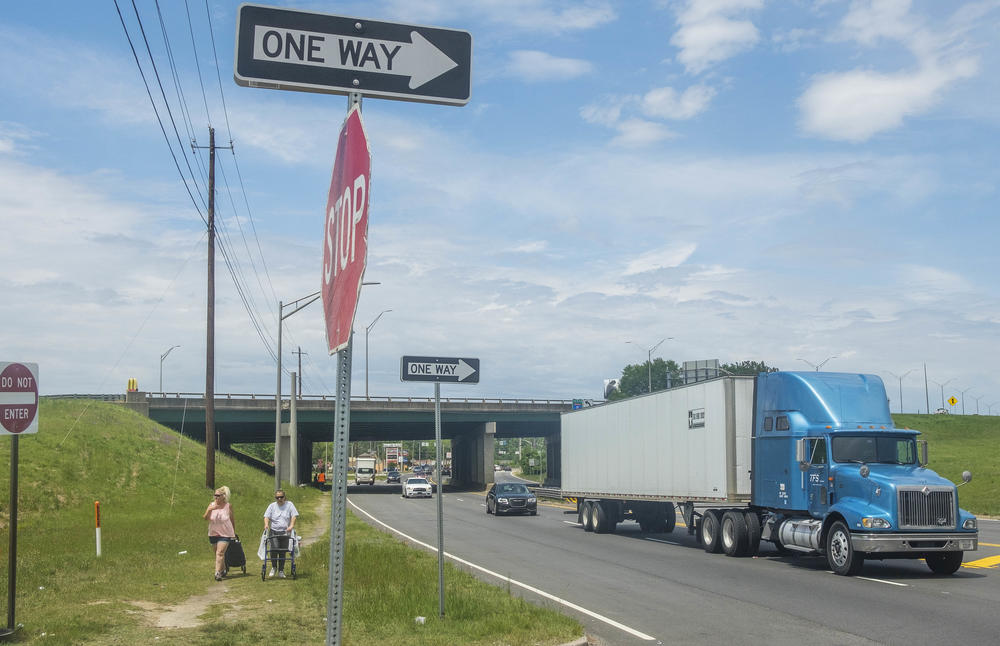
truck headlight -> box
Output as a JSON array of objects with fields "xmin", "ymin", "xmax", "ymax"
[
  {"xmin": 963, "ymin": 518, "xmax": 977, "ymax": 530},
  {"xmin": 861, "ymin": 517, "xmax": 891, "ymax": 529}
]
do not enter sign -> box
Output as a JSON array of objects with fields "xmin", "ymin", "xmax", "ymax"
[{"xmin": 0, "ymin": 362, "xmax": 39, "ymax": 435}]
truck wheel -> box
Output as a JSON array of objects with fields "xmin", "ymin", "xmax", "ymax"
[
  {"xmin": 582, "ymin": 501, "xmax": 596, "ymax": 532},
  {"xmin": 594, "ymin": 501, "xmax": 612, "ymax": 533},
  {"xmin": 826, "ymin": 520, "xmax": 863, "ymax": 575},
  {"xmin": 743, "ymin": 510, "xmax": 761, "ymax": 557},
  {"xmin": 721, "ymin": 510, "xmax": 748, "ymax": 557},
  {"xmin": 700, "ymin": 509, "xmax": 723, "ymax": 553},
  {"xmin": 577, "ymin": 500, "xmax": 585, "ymax": 526},
  {"xmin": 662, "ymin": 503, "xmax": 676, "ymax": 533},
  {"xmin": 926, "ymin": 552, "xmax": 963, "ymax": 575}
]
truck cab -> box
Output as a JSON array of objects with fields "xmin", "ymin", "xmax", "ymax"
[{"xmin": 752, "ymin": 372, "xmax": 978, "ymax": 575}]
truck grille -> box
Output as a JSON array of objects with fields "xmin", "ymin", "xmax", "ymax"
[{"xmin": 898, "ymin": 487, "xmax": 955, "ymax": 529}]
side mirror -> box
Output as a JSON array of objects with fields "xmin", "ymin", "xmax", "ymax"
[
  {"xmin": 957, "ymin": 470, "xmax": 973, "ymax": 487},
  {"xmin": 859, "ymin": 464, "xmax": 870, "ymax": 478},
  {"xmin": 917, "ymin": 440, "xmax": 928, "ymax": 467},
  {"xmin": 796, "ymin": 438, "xmax": 809, "ymax": 471}
]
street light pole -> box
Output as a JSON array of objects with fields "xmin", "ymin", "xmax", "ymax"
[
  {"xmin": 973, "ymin": 395, "xmax": 984, "ymax": 415},
  {"xmin": 627, "ymin": 338, "xmax": 671, "ymax": 393},
  {"xmin": 886, "ymin": 369, "xmax": 915, "ymax": 414},
  {"xmin": 797, "ymin": 356, "xmax": 837, "ymax": 371},
  {"xmin": 275, "ymin": 291, "xmax": 321, "ymax": 490},
  {"xmin": 159, "ymin": 345, "xmax": 180, "ymax": 392},
  {"xmin": 929, "ymin": 378, "xmax": 953, "ymax": 411},
  {"xmin": 959, "ymin": 387, "xmax": 974, "ymax": 416},
  {"xmin": 365, "ymin": 309, "xmax": 392, "ymax": 400}
]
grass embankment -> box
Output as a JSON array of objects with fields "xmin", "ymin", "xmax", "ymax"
[
  {"xmin": 0, "ymin": 400, "xmax": 581, "ymax": 645},
  {"xmin": 893, "ymin": 413, "xmax": 999, "ymax": 517}
]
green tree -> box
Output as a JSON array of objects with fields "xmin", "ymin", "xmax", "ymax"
[
  {"xmin": 609, "ymin": 358, "xmax": 681, "ymax": 399},
  {"xmin": 721, "ymin": 360, "xmax": 780, "ymax": 376}
]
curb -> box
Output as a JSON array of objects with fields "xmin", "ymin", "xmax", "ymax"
[{"xmin": 558, "ymin": 637, "xmax": 589, "ymax": 646}]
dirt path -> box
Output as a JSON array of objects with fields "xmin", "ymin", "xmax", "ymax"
[{"xmin": 132, "ymin": 490, "xmax": 331, "ymax": 630}]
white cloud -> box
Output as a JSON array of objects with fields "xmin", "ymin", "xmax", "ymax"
[
  {"xmin": 798, "ymin": 60, "xmax": 978, "ymax": 142},
  {"xmin": 641, "ymin": 85, "xmax": 716, "ymax": 120},
  {"xmin": 609, "ymin": 118, "xmax": 676, "ymax": 147},
  {"xmin": 671, "ymin": 0, "xmax": 764, "ymax": 74},
  {"xmin": 505, "ymin": 50, "xmax": 593, "ymax": 82},
  {"xmin": 508, "ymin": 241, "xmax": 549, "ymax": 253},
  {"xmin": 624, "ymin": 243, "xmax": 698, "ymax": 275},
  {"xmin": 798, "ymin": 1, "xmax": 984, "ymax": 141},
  {"xmin": 375, "ymin": 0, "xmax": 617, "ymax": 34}
]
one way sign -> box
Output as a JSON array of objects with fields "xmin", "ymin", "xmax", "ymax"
[
  {"xmin": 401, "ymin": 356, "xmax": 480, "ymax": 384},
  {"xmin": 234, "ymin": 4, "xmax": 472, "ymax": 105}
]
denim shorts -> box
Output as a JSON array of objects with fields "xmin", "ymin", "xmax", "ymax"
[{"xmin": 209, "ymin": 535, "xmax": 232, "ymax": 545}]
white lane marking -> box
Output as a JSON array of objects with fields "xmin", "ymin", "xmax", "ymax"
[
  {"xmin": 455, "ymin": 498, "xmax": 464, "ymax": 502},
  {"xmin": 852, "ymin": 575, "xmax": 908, "ymax": 587},
  {"xmin": 644, "ymin": 538, "xmax": 680, "ymax": 546},
  {"xmin": 350, "ymin": 499, "xmax": 656, "ymax": 641},
  {"xmin": 563, "ymin": 521, "xmax": 582, "ymax": 527}
]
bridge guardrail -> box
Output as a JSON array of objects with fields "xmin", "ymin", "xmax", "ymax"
[{"xmin": 43, "ymin": 393, "xmax": 603, "ymax": 407}]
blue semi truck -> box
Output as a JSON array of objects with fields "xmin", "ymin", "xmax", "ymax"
[{"xmin": 560, "ymin": 371, "xmax": 979, "ymax": 575}]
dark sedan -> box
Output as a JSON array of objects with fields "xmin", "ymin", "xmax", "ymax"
[
  {"xmin": 386, "ymin": 470, "xmax": 401, "ymax": 483},
  {"xmin": 486, "ymin": 483, "xmax": 537, "ymax": 516}
]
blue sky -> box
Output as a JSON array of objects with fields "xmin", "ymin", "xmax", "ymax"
[{"xmin": 1, "ymin": 1, "xmax": 998, "ymax": 414}]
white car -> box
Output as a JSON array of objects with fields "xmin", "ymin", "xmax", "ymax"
[{"xmin": 402, "ymin": 477, "xmax": 432, "ymax": 498}]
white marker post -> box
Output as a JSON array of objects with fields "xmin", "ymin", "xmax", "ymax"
[{"xmin": 95, "ymin": 501, "xmax": 101, "ymax": 557}]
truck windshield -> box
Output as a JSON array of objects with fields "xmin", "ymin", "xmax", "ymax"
[{"xmin": 831, "ymin": 436, "xmax": 916, "ymax": 465}]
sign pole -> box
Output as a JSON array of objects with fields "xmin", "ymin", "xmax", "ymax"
[
  {"xmin": 3, "ymin": 436, "xmax": 18, "ymax": 637},
  {"xmin": 435, "ymin": 382, "xmax": 445, "ymax": 618},
  {"xmin": 326, "ymin": 91, "xmax": 363, "ymax": 646}
]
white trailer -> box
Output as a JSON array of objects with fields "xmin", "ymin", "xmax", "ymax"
[{"xmin": 561, "ymin": 376, "xmax": 755, "ymax": 533}]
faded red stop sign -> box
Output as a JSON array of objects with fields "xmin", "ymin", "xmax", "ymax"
[
  {"xmin": 0, "ymin": 362, "xmax": 39, "ymax": 434},
  {"xmin": 321, "ymin": 104, "xmax": 371, "ymax": 354}
]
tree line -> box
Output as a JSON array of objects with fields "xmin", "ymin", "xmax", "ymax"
[{"xmin": 606, "ymin": 360, "xmax": 779, "ymax": 400}]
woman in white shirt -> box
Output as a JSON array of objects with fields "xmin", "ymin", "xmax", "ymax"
[{"xmin": 263, "ymin": 489, "xmax": 298, "ymax": 578}]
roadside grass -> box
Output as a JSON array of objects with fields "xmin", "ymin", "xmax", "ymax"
[
  {"xmin": 893, "ymin": 413, "xmax": 1000, "ymax": 517},
  {"xmin": 0, "ymin": 400, "xmax": 582, "ymax": 645}
]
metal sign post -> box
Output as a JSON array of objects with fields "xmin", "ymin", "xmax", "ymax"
[
  {"xmin": 1, "ymin": 361, "xmax": 39, "ymax": 639},
  {"xmin": 326, "ymin": 339, "xmax": 353, "ymax": 646},
  {"xmin": 401, "ymin": 356, "xmax": 480, "ymax": 618}
]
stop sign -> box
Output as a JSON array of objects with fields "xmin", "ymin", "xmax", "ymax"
[
  {"xmin": 0, "ymin": 362, "xmax": 39, "ymax": 435},
  {"xmin": 322, "ymin": 104, "xmax": 371, "ymax": 354}
]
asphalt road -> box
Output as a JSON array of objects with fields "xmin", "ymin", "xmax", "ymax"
[{"xmin": 346, "ymin": 479, "xmax": 1000, "ymax": 645}]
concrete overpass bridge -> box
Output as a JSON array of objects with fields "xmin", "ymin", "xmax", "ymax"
[{"xmin": 123, "ymin": 391, "xmax": 574, "ymax": 488}]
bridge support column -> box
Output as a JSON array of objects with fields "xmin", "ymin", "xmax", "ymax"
[
  {"xmin": 277, "ymin": 423, "xmax": 291, "ymax": 488},
  {"xmin": 544, "ymin": 434, "xmax": 560, "ymax": 487},
  {"xmin": 451, "ymin": 422, "xmax": 495, "ymax": 489}
]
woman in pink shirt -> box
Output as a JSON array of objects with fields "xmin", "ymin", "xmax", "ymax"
[{"xmin": 203, "ymin": 485, "xmax": 237, "ymax": 581}]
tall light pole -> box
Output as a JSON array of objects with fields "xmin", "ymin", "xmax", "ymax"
[
  {"xmin": 798, "ymin": 356, "xmax": 837, "ymax": 371},
  {"xmin": 929, "ymin": 378, "xmax": 953, "ymax": 411},
  {"xmin": 159, "ymin": 345, "xmax": 180, "ymax": 392},
  {"xmin": 973, "ymin": 394, "xmax": 984, "ymax": 415},
  {"xmin": 886, "ymin": 369, "xmax": 915, "ymax": 414},
  {"xmin": 365, "ymin": 309, "xmax": 392, "ymax": 400},
  {"xmin": 627, "ymin": 338, "xmax": 672, "ymax": 392},
  {"xmin": 959, "ymin": 386, "xmax": 975, "ymax": 416},
  {"xmin": 275, "ymin": 291, "xmax": 321, "ymax": 490}
]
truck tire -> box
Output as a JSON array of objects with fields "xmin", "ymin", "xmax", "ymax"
[
  {"xmin": 925, "ymin": 551, "xmax": 963, "ymax": 575},
  {"xmin": 721, "ymin": 510, "xmax": 749, "ymax": 557},
  {"xmin": 594, "ymin": 500, "xmax": 614, "ymax": 534},
  {"xmin": 577, "ymin": 500, "xmax": 585, "ymax": 526},
  {"xmin": 743, "ymin": 510, "xmax": 761, "ymax": 557},
  {"xmin": 660, "ymin": 503, "xmax": 676, "ymax": 533},
  {"xmin": 826, "ymin": 520, "xmax": 863, "ymax": 576},
  {"xmin": 700, "ymin": 509, "xmax": 723, "ymax": 553},
  {"xmin": 582, "ymin": 501, "xmax": 596, "ymax": 532}
]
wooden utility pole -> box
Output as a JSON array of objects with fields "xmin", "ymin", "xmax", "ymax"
[{"xmin": 193, "ymin": 127, "xmax": 232, "ymax": 489}]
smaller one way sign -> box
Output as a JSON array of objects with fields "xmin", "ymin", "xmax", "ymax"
[{"xmin": 401, "ymin": 356, "xmax": 479, "ymax": 384}]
